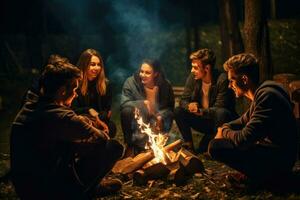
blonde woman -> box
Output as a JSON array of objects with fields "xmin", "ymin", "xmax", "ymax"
[{"xmin": 73, "ymin": 49, "xmax": 116, "ymax": 138}]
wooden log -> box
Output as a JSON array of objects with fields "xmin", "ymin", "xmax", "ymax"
[
  {"xmin": 179, "ymin": 148, "xmax": 205, "ymax": 175},
  {"xmin": 164, "ymin": 139, "xmax": 182, "ymax": 152},
  {"xmin": 112, "ymin": 139, "xmax": 183, "ymax": 174},
  {"xmin": 112, "ymin": 151, "xmax": 153, "ymax": 174},
  {"xmin": 132, "ymin": 169, "xmax": 146, "ymax": 185},
  {"xmin": 167, "ymin": 162, "xmax": 188, "ymax": 186},
  {"xmin": 133, "ymin": 162, "xmax": 170, "ymax": 185}
]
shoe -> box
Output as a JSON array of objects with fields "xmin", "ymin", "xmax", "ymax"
[
  {"xmin": 225, "ymin": 172, "xmax": 249, "ymax": 189},
  {"xmin": 201, "ymin": 151, "xmax": 212, "ymax": 160},
  {"xmin": 94, "ymin": 178, "xmax": 122, "ymax": 197}
]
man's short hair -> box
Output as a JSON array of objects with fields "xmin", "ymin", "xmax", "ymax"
[
  {"xmin": 40, "ymin": 62, "xmax": 81, "ymax": 98},
  {"xmin": 223, "ymin": 53, "xmax": 260, "ymax": 85},
  {"xmin": 190, "ymin": 48, "xmax": 216, "ymax": 67},
  {"xmin": 47, "ymin": 54, "xmax": 69, "ymax": 65}
]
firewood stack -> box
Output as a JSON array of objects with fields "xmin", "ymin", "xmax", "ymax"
[{"xmin": 112, "ymin": 139, "xmax": 205, "ymax": 186}]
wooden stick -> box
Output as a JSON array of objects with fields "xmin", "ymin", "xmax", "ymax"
[{"xmin": 112, "ymin": 139, "xmax": 183, "ymax": 174}]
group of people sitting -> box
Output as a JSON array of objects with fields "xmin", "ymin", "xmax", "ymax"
[{"xmin": 10, "ymin": 48, "xmax": 299, "ymax": 199}]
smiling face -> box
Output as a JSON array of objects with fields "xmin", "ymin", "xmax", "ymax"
[
  {"xmin": 87, "ymin": 56, "xmax": 102, "ymax": 81},
  {"xmin": 191, "ymin": 59, "xmax": 208, "ymax": 80},
  {"xmin": 228, "ymin": 70, "xmax": 247, "ymax": 98},
  {"xmin": 139, "ymin": 63, "xmax": 157, "ymax": 87}
]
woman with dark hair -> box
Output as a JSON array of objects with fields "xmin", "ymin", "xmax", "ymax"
[
  {"xmin": 120, "ymin": 59, "xmax": 175, "ymax": 155},
  {"xmin": 73, "ymin": 49, "xmax": 116, "ymax": 138}
]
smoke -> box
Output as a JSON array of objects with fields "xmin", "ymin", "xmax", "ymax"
[
  {"xmin": 108, "ymin": 1, "xmax": 165, "ymax": 72},
  {"xmin": 46, "ymin": 0, "xmax": 187, "ymax": 85}
]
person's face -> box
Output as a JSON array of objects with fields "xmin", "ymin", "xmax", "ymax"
[
  {"xmin": 191, "ymin": 59, "xmax": 207, "ymax": 80},
  {"xmin": 87, "ymin": 56, "xmax": 101, "ymax": 81},
  {"xmin": 139, "ymin": 63, "xmax": 157, "ymax": 87},
  {"xmin": 64, "ymin": 79, "xmax": 79, "ymax": 107},
  {"xmin": 228, "ymin": 70, "xmax": 246, "ymax": 98}
]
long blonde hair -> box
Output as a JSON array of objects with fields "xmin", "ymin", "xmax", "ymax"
[{"xmin": 77, "ymin": 49, "xmax": 107, "ymax": 96}]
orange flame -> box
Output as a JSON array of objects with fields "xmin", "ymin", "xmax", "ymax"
[{"xmin": 134, "ymin": 108, "xmax": 170, "ymax": 165}]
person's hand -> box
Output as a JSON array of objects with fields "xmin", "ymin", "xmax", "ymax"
[
  {"xmin": 155, "ymin": 115, "xmax": 163, "ymax": 132},
  {"xmin": 188, "ymin": 102, "xmax": 203, "ymax": 116},
  {"xmin": 188, "ymin": 102, "xmax": 198, "ymax": 113},
  {"xmin": 214, "ymin": 127, "xmax": 224, "ymax": 139},
  {"xmin": 95, "ymin": 116, "xmax": 110, "ymax": 139},
  {"xmin": 144, "ymin": 100, "xmax": 153, "ymax": 115}
]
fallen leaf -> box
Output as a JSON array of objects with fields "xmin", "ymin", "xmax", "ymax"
[
  {"xmin": 204, "ymin": 186, "xmax": 211, "ymax": 193},
  {"xmin": 191, "ymin": 192, "xmax": 200, "ymax": 199},
  {"xmin": 173, "ymin": 192, "xmax": 181, "ymax": 198},
  {"xmin": 159, "ymin": 189, "xmax": 170, "ymax": 198}
]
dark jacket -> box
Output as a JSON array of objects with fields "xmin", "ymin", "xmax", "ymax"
[
  {"xmin": 11, "ymin": 98, "xmax": 106, "ymax": 176},
  {"xmin": 72, "ymin": 80, "xmax": 112, "ymax": 120},
  {"xmin": 179, "ymin": 69, "xmax": 236, "ymax": 118},
  {"xmin": 120, "ymin": 72, "xmax": 174, "ymax": 118},
  {"xmin": 222, "ymin": 81, "xmax": 298, "ymax": 162}
]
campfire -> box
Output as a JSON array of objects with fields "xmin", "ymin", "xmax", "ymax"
[{"xmin": 112, "ymin": 108, "xmax": 205, "ymax": 186}]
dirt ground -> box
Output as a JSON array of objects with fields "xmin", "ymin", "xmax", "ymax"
[
  {"xmin": 1, "ymin": 153, "xmax": 300, "ymax": 200},
  {"xmin": 1, "ymin": 115, "xmax": 300, "ymax": 199}
]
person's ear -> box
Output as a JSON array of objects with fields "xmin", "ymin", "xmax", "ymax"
[
  {"xmin": 241, "ymin": 75, "xmax": 248, "ymax": 86},
  {"xmin": 204, "ymin": 64, "xmax": 210, "ymax": 72},
  {"xmin": 57, "ymin": 86, "xmax": 67, "ymax": 97}
]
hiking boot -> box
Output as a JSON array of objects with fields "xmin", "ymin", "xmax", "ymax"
[{"xmin": 94, "ymin": 178, "xmax": 122, "ymax": 197}]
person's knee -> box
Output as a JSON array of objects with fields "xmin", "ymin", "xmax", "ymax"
[{"xmin": 174, "ymin": 107, "xmax": 185, "ymax": 118}]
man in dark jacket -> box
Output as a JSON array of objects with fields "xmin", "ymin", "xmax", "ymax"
[
  {"xmin": 175, "ymin": 48, "xmax": 236, "ymax": 153},
  {"xmin": 209, "ymin": 53, "xmax": 298, "ymax": 184},
  {"xmin": 10, "ymin": 62, "xmax": 124, "ymax": 199},
  {"xmin": 120, "ymin": 59, "xmax": 174, "ymax": 155}
]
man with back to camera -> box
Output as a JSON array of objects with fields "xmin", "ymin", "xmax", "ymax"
[
  {"xmin": 10, "ymin": 61, "xmax": 124, "ymax": 199},
  {"xmin": 209, "ymin": 53, "xmax": 298, "ymax": 185},
  {"xmin": 175, "ymin": 48, "xmax": 237, "ymax": 153}
]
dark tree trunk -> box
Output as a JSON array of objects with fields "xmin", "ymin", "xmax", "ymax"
[
  {"xmin": 270, "ymin": 0, "xmax": 276, "ymax": 19},
  {"xmin": 185, "ymin": 5, "xmax": 192, "ymax": 71},
  {"xmin": 191, "ymin": 0, "xmax": 200, "ymax": 50},
  {"xmin": 218, "ymin": 0, "xmax": 244, "ymax": 63},
  {"xmin": 244, "ymin": 0, "xmax": 272, "ymax": 81}
]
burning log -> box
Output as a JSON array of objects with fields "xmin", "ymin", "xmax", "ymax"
[{"xmin": 112, "ymin": 139, "xmax": 183, "ymax": 174}]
